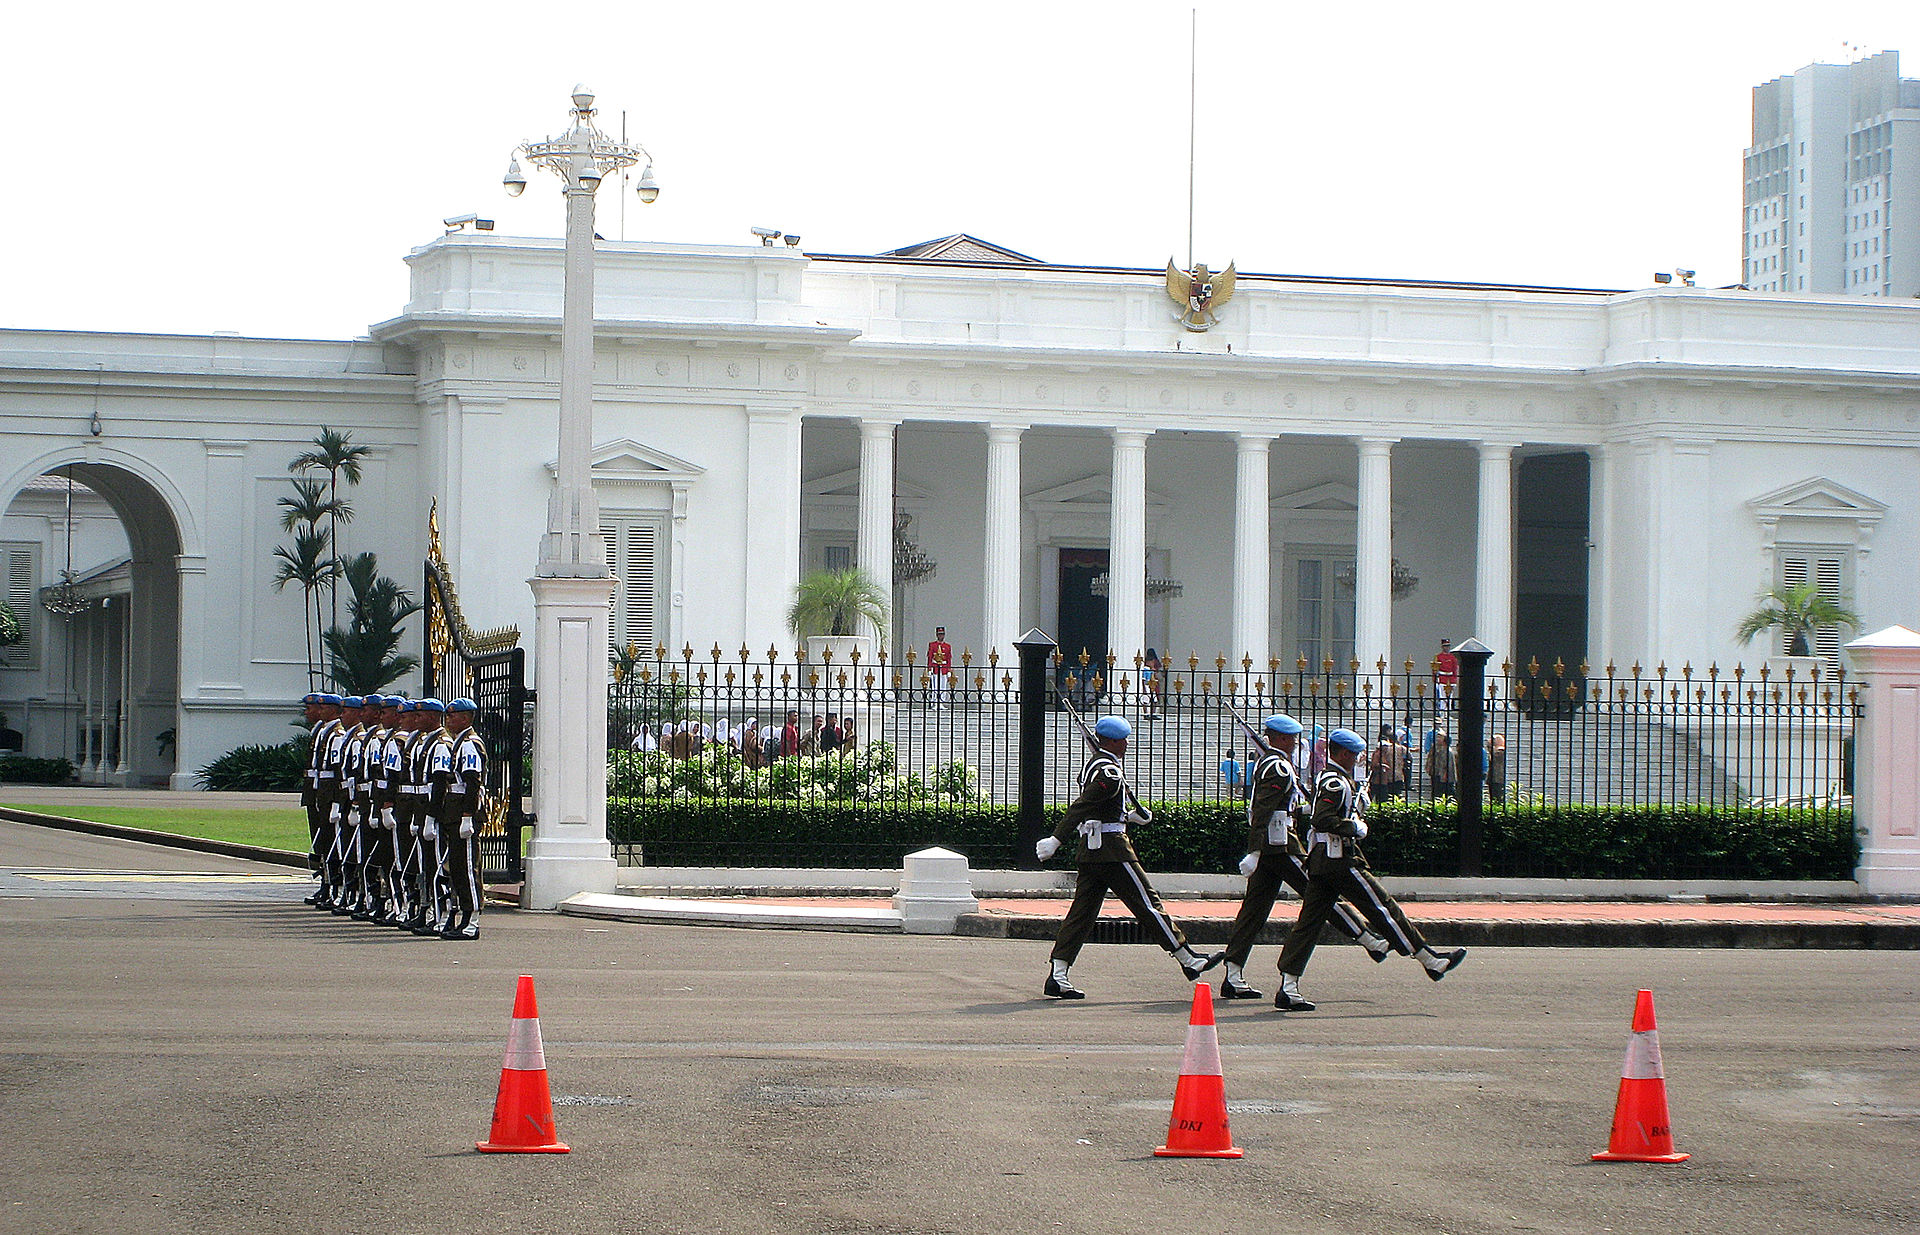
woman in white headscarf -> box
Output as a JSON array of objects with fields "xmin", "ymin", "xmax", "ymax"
[{"xmin": 632, "ymin": 722, "xmax": 658, "ymax": 752}]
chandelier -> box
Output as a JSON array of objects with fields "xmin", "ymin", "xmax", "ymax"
[
  {"xmin": 1337, "ymin": 558, "xmax": 1420, "ymax": 599},
  {"xmin": 892, "ymin": 510, "xmax": 936, "ymax": 584},
  {"xmin": 40, "ymin": 469, "xmax": 90, "ymax": 618},
  {"xmin": 1089, "ymin": 569, "xmax": 1185, "ymax": 601}
]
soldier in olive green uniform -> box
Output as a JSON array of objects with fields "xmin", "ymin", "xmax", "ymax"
[
  {"xmin": 1219, "ymin": 714, "xmax": 1390, "ymax": 999},
  {"xmin": 1036, "ymin": 715, "xmax": 1222, "ymax": 999},
  {"xmin": 1273, "ymin": 728, "xmax": 1466, "ymax": 1011}
]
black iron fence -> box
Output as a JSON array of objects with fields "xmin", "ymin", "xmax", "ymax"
[{"xmin": 601, "ymin": 644, "xmax": 1859, "ymax": 879}]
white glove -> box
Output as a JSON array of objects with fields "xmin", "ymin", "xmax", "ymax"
[
  {"xmin": 1352, "ymin": 820, "xmax": 1369, "ymax": 841},
  {"xmin": 1124, "ymin": 806, "xmax": 1151, "ymax": 825},
  {"xmin": 422, "ymin": 820, "xmax": 438, "ymax": 842},
  {"xmin": 327, "ymin": 803, "xmax": 341, "ymax": 825},
  {"xmin": 1035, "ymin": 836, "xmax": 1061, "ymax": 861},
  {"xmin": 381, "ymin": 807, "xmax": 396, "ymax": 830},
  {"xmin": 1238, "ymin": 853, "xmax": 1259, "ymax": 877},
  {"xmin": 459, "ymin": 819, "xmax": 475, "ymax": 839}
]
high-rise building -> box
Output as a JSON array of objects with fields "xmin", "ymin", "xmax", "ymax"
[{"xmin": 1744, "ymin": 50, "xmax": 1920, "ymax": 297}]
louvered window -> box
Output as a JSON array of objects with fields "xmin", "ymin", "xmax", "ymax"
[
  {"xmin": 601, "ymin": 517, "xmax": 667, "ymax": 657},
  {"xmin": 2, "ymin": 543, "xmax": 38, "ymax": 672},
  {"xmin": 1777, "ymin": 549, "xmax": 1850, "ymax": 665}
]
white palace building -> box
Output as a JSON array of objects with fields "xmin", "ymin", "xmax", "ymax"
[{"xmin": 3, "ymin": 231, "xmax": 1918, "ymax": 788}]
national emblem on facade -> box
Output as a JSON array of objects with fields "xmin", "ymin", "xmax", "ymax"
[{"xmin": 1165, "ymin": 259, "xmax": 1236, "ymax": 331}]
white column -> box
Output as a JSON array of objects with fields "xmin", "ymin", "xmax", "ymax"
[
  {"xmin": 1354, "ymin": 436, "xmax": 1396, "ymax": 672},
  {"xmin": 1847, "ymin": 625, "xmax": 1920, "ymax": 895},
  {"xmin": 983, "ymin": 424, "xmax": 1024, "ymax": 655},
  {"xmin": 744, "ymin": 407, "xmax": 803, "ymax": 648},
  {"xmin": 116, "ymin": 600, "xmax": 132, "ymax": 778},
  {"xmin": 1231, "ymin": 433, "xmax": 1273, "ymax": 669},
  {"xmin": 524, "ymin": 168, "xmax": 617, "ymax": 907},
  {"xmin": 856, "ymin": 417, "xmax": 898, "ymax": 645},
  {"xmin": 89, "ymin": 609, "xmax": 106, "ymax": 777},
  {"xmin": 1107, "ymin": 429, "xmax": 1150, "ymax": 672},
  {"xmin": 1475, "ymin": 441, "xmax": 1518, "ymax": 661},
  {"xmin": 1588, "ymin": 444, "xmax": 1612, "ymax": 673}
]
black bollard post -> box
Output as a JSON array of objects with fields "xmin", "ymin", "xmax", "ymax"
[
  {"xmin": 1014, "ymin": 628, "xmax": 1057, "ymax": 869},
  {"xmin": 1453, "ymin": 637, "xmax": 1493, "ymax": 877}
]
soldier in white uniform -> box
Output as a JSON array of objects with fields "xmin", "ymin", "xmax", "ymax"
[
  {"xmin": 1273, "ymin": 728, "xmax": 1467, "ymax": 1011},
  {"xmin": 429, "ymin": 697, "xmax": 488, "ymax": 941},
  {"xmin": 1035, "ymin": 715, "xmax": 1223, "ymax": 999}
]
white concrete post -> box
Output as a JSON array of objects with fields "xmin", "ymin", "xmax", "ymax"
[
  {"xmin": 1107, "ymin": 429, "xmax": 1150, "ymax": 673},
  {"xmin": 1231, "ymin": 433, "xmax": 1273, "ymax": 671},
  {"xmin": 1846, "ymin": 625, "xmax": 1920, "ymax": 895},
  {"xmin": 1355, "ymin": 436, "xmax": 1396, "ymax": 671},
  {"xmin": 983, "ymin": 424, "xmax": 1024, "ymax": 656},
  {"xmin": 893, "ymin": 846, "xmax": 980, "ymax": 934},
  {"xmin": 1475, "ymin": 441, "xmax": 1518, "ymax": 663},
  {"xmin": 856, "ymin": 417, "xmax": 898, "ymax": 645}
]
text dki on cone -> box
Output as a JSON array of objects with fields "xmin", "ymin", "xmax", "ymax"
[
  {"xmin": 1592, "ymin": 989, "xmax": 1688, "ymax": 1164},
  {"xmin": 1154, "ymin": 981, "xmax": 1243, "ymax": 1159},
  {"xmin": 477, "ymin": 974, "xmax": 570, "ymax": 1154}
]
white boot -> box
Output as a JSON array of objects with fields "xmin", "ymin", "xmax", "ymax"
[
  {"xmin": 1045, "ymin": 959, "xmax": 1084, "ymax": 1000},
  {"xmin": 1359, "ymin": 930, "xmax": 1391, "ymax": 962},
  {"xmin": 1221, "ymin": 962, "xmax": 1263, "ymax": 999},
  {"xmin": 1275, "ymin": 972, "xmax": 1316, "ymax": 1012},
  {"xmin": 1418, "ymin": 946, "xmax": 1467, "ymax": 981}
]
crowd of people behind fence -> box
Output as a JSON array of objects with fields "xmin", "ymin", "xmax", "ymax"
[
  {"xmin": 1220, "ymin": 716, "xmax": 1506, "ymax": 806},
  {"xmin": 629, "ymin": 709, "xmax": 864, "ymax": 766}
]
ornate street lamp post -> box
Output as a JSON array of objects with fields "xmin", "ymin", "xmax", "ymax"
[{"xmin": 506, "ymin": 85, "xmax": 659, "ymax": 909}]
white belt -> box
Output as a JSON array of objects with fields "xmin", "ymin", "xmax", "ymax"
[{"xmin": 1311, "ymin": 830, "xmax": 1346, "ymax": 859}]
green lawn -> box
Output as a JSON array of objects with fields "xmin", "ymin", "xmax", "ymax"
[{"xmin": 8, "ymin": 804, "xmax": 310, "ymax": 853}]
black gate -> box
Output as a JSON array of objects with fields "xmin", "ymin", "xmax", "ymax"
[{"xmin": 422, "ymin": 504, "xmax": 530, "ymax": 883}]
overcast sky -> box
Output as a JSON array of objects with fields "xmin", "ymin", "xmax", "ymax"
[{"xmin": 5, "ymin": 1, "xmax": 1917, "ymax": 340}]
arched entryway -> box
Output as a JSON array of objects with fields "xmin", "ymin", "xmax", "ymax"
[{"xmin": 0, "ymin": 458, "xmax": 185, "ymax": 787}]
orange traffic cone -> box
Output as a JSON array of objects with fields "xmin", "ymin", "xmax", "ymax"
[
  {"xmin": 1154, "ymin": 982, "xmax": 1243, "ymax": 1159},
  {"xmin": 477, "ymin": 975, "xmax": 570, "ymax": 1154},
  {"xmin": 1592, "ymin": 989, "xmax": 1689, "ymax": 1163}
]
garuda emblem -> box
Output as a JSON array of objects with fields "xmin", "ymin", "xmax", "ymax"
[{"xmin": 1166, "ymin": 259, "xmax": 1236, "ymax": 331}]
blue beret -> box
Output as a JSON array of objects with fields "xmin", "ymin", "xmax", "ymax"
[
  {"xmin": 397, "ymin": 700, "xmax": 416, "ymax": 712},
  {"xmin": 1094, "ymin": 715, "xmax": 1132, "ymax": 740},
  {"xmin": 415, "ymin": 698, "xmax": 446, "ymax": 713},
  {"xmin": 1328, "ymin": 728, "xmax": 1366, "ymax": 753},
  {"xmin": 340, "ymin": 696, "xmax": 366, "ymax": 709},
  {"xmin": 318, "ymin": 693, "xmax": 343, "ymax": 706},
  {"xmin": 1263, "ymin": 714, "xmax": 1303, "ymax": 736},
  {"xmin": 447, "ymin": 697, "xmax": 479, "ymax": 714},
  {"xmin": 301, "ymin": 693, "xmax": 319, "ymax": 705}
]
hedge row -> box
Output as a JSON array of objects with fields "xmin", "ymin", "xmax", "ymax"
[
  {"xmin": 607, "ymin": 797, "xmax": 1856, "ymax": 881},
  {"xmin": 197, "ymin": 738, "xmax": 310, "ymax": 792},
  {"xmin": 0, "ymin": 755, "xmax": 78, "ymax": 785}
]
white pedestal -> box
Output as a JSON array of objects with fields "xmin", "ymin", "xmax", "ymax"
[
  {"xmin": 1845, "ymin": 626, "xmax": 1920, "ymax": 896},
  {"xmin": 893, "ymin": 846, "xmax": 979, "ymax": 934},
  {"xmin": 523, "ymin": 574, "xmax": 618, "ymax": 910}
]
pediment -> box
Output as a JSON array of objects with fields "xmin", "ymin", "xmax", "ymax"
[
  {"xmin": 545, "ymin": 439, "xmax": 706, "ymax": 485},
  {"xmin": 801, "ymin": 468, "xmax": 934, "ymax": 503},
  {"xmin": 1026, "ymin": 474, "xmax": 1172, "ymax": 511},
  {"xmin": 1272, "ymin": 482, "xmax": 1358, "ymax": 514},
  {"xmin": 1747, "ymin": 477, "xmax": 1885, "ymax": 525}
]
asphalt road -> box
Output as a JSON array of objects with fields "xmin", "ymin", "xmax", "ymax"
[{"xmin": 2, "ymin": 822, "xmax": 1916, "ymax": 1235}]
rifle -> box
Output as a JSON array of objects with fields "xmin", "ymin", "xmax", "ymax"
[
  {"xmin": 1221, "ymin": 700, "xmax": 1275, "ymax": 761},
  {"xmin": 1058, "ymin": 694, "xmax": 1152, "ymax": 822}
]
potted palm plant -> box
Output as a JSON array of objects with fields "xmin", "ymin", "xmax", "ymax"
[
  {"xmin": 1735, "ymin": 582, "xmax": 1860, "ymax": 673},
  {"xmin": 788, "ymin": 567, "xmax": 889, "ymax": 667}
]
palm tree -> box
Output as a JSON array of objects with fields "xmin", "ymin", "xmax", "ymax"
[
  {"xmin": 1735, "ymin": 582, "xmax": 1861, "ymax": 657},
  {"xmin": 271, "ymin": 528, "xmax": 341, "ymax": 690},
  {"xmin": 787, "ymin": 567, "xmax": 890, "ymax": 640},
  {"xmin": 322, "ymin": 552, "xmax": 421, "ymax": 695},
  {"xmin": 287, "ymin": 427, "xmax": 372, "ymax": 640}
]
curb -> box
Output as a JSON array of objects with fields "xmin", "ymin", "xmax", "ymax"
[
  {"xmin": 0, "ymin": 806, "xmax": 311, "ymax": 869},
  {"xmin": 954, "ymin": 912, "xmax": 1920, "ymax": 950}
]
